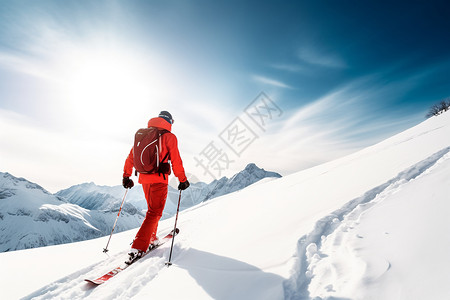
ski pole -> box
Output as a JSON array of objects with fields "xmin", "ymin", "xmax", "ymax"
[
  {"xmin": 103, "ymin": 188, "xmax": 129, "ymax": 253},
  {"xmin": 166, "ymin": 190, "xmax": 182, "ymax": 266}
]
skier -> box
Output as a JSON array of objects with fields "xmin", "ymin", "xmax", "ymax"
[{"xmin": 122, "ymin": 111, "xmax": 190, "ymax": 264}]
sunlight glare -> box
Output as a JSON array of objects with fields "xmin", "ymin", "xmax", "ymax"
[{"xmin": 60, "ymin": 48, "xmax": 159, "ymax": 129}]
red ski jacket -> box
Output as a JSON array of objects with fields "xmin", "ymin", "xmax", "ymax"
[{"xmin": 123, "ymin": 117, "xmax": 187, "ymax": 184}]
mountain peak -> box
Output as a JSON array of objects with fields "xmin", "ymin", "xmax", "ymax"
[
  {"xmin": 1, "ymin": 172, "xmax": 50, "ymax": 195},
  {"xmin": 240, "ymin": 163, "xmax": 282, "ymax": 178},
  {"xmin": 244, "ymin": 163, "xmax": 258, "ymax": 171},
  {"xmin": 201, "ymin": 163, "xmax": 281, "ymax": 201}
]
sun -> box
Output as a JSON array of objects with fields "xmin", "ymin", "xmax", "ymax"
[
  {"xmin": 62, "ymin": 49, "xmax": 150, "ymax": 120},
  {"xmin": 51, "ymin": 40, "xmax": 180, "ymax": 134},
  {"xmin": 53, "ymin": 42, "xmax": 181, "ymax": 133}
]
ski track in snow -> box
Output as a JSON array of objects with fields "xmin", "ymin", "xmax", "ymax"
[
  {"xmin": 283, "ymin": 146, "xmax": 450, "ymax": 300},
  {"xmin": 23, "ymin": 242, "xmax": 179, "ymax": 300}
]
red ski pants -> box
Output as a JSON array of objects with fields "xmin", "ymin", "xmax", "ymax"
[{"xmin": 131, "ymin": 183, "xmax": 168, "ymax": 251}]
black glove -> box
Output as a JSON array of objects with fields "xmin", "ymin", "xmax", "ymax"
[
  {"xmin": 178, "ymin": 180, "xmax": 190, "ymax": 190},
  {"xmin": 122, "ymin": 177, "xmax": 134, "ymax": 189}
]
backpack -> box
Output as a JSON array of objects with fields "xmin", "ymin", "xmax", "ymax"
[{"xmin": 133, "ymin": 127, "xmax": 170, "ymax": 175}]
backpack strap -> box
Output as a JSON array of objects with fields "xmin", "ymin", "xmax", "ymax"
[
  {"xmin": 158, "ymin": 129, "xmax": 170, "ymax": 163},
  {"xmin": 158, "ymin": 130, "xmax": 171, "ymax": 180},
  {"xmin": 161, "ymin": 152, "xmax": 170, "ymax": 163}
]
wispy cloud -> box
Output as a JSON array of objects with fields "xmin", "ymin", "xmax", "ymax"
[
  {"xmin": 250, "ymin": 69, "xmax": 431, "ymax": 176},
  {"xmin": 252, "ymin": 75, "xmax": 293, "ymax": 89},
  {"xmin": 281, "ymin": 72, "xmax": 422, "ymax": 136},
  {"xmin": 0, "ymin": 51, "xmax": 60, "ymax": 83},
  {"xmin": 270, "ymin": 63, "xmax": 306, "ymax": 73},
  {"xmin": 298, "ymin": 47, "xmax": 347, "ymax": 68}
]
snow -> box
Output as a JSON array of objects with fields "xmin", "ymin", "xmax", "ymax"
[
  {"xmin": 303, "ymin": 149, "xmax": 450, "ymax": 299},
  {"xmin": 1, "ymin": 112, "xmax": 450, "ymax": 299}
]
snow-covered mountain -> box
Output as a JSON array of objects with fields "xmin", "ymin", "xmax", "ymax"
[
  {"xmin": 57, "ymin": 163, "xmax": 281, "ymax": 219},
  {"xmin": 202, "ymin": 163, "xmax": 282, "ymax": 201},
  {"xmin": 56, "ymin": 182, "xmax": 145, "ymax": 213},
  {"xmin": 0, "ymin": 173, "xmax": 144, "ymax": 252},
  {"xmin": 2, "ymin": 112, "xmax": 450, "ymax": 300}
]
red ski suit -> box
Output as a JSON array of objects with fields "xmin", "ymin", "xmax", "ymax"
[{"xmin": 123, "ymin": 117, "xmax": 187, "ymax": 252}]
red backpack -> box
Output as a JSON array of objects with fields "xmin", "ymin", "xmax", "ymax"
[{"xmin": 133, "ymin": 128, "xmax": 170, "ymax": 175}]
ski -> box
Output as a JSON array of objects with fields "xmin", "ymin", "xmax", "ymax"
[{"xmin": 85, "ymin": 228, "xmax": 179, "ymax": 285}]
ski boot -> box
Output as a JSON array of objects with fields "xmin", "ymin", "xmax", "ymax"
[
  {"xmin": 125, "ymin": 248, "xmax": 144, "ymax": 265},
  {"xmin": 148, "ymin": 236, "xmax": 160, "ymax": 251}
]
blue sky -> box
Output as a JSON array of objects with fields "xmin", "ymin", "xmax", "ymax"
[{"xmin": 1, "ymin": 0, "xmax": 449, "ymax": 192}]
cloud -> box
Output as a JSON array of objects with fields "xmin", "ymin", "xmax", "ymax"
[
  {"xmin": 298, "ymin": 47, "xmax": 347, "ymax": 68},
  {"xmin": 243, "ymin": 70, "xmax": 429, "ymax": 177},
  {"xmin": 252, "ymin": 75, "xmax": 293, "ymax": 89},
  {"xmin": 270, "ymin": 63, "xmax": 306, "ymax": 73},
  {"xmin": 0, "ymin": 51, "xmax": 57, "ymax": 83}
]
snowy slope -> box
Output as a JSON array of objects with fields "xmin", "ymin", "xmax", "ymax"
[
  {"xmin": 1, "ymin": 112, "xmax": 449, "ymax": 300},
  {"xmin": 0, "ymin": 173, "xmax": 144, "ymax": 252},
  {"xmin": 305, "ymin": 149, "xmax": 450, "ymax": 299}
]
